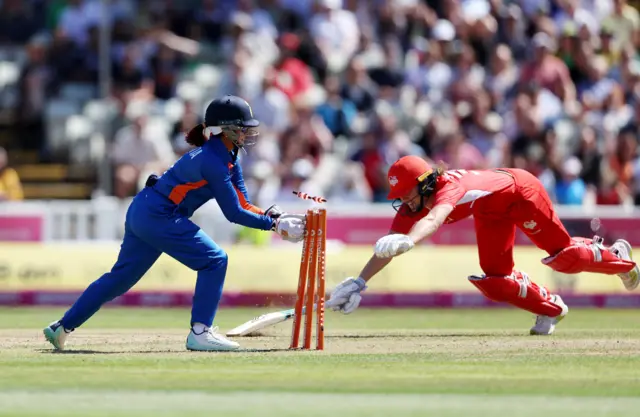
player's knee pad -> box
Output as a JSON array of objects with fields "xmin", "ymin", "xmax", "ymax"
[
  {"xmin": 468, "ymin": 271, "xmax": 547, "ymax": 302},
  {"xmin": 468, "ymin": 271, "xmax": 562, "ymax": 317},
  {"xmin": 542, "ymin": 235, "xmax": 635, "ymax": 275}
]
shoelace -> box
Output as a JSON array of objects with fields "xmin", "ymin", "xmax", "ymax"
[{"xmin": 206, "ymin": 326, "xmax": 227, "ymax": 341}]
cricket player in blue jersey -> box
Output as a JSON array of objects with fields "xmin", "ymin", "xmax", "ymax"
[{"xmin": 43, "ymin": 95, "xmax": 307, "ymax": 351}]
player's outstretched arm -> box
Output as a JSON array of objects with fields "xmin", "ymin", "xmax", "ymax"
[
  {"xmin": 406, "ymin": 203, "xmax": 453, "ymax": 244},
  {"xmin": 204, "ymin": 161, "xmax": 275, "ymax": 230},
  {"xmin": 375, "ymin": 203, "xmax": 454, "ymax": 259},
  {"xmin": 325, "ymin": 233, "xmax": 395, "ymax": 315}
]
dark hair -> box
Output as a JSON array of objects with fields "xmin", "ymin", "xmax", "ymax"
[{"xmin": 185, "ymin": 123, "xmax": 208, "ymax": 147}]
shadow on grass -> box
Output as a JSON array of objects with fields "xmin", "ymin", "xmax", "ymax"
[
  {"xmin": 36, "ymin": 349, "xmax": 177, "ymax": 355},
  {"xmin": 36, "ymin": 348, "xmax": 294, "ymax": 354},
  {"xmin": 325, "ymin": 333, "xmax": 521, "ymax": 339}
]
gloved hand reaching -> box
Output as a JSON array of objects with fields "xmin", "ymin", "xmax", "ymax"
[
  {"xmin": 272, "ymin": 213, "xmax": 306, "ymax": 243},
  {"xmin": 374, "ymin": 234, "xmax": 415, "ymax": 258},
  {"xmin": 264, "ymin": 204, "xmax": 284, "ymax": 219},
  {"xmin": 325, "ymin": 277, "xmax": 367, "ymax": 314}
]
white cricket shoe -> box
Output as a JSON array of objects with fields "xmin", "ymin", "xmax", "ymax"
[
  {"xmin": 610, "ymin": 239, "xmax": 640, "ymax": 291},
  {"xmin": 43, "ymin": 321, "xmax": 72, "ymax": 350},
  {"xmin": 530, "ymin": 295, "xmax": 569, "ymax": 336},
  {"xmin": 186, "ymin": 326, "xmax": 240, "ymax": 352}
]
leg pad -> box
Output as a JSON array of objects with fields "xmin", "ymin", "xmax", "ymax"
[
  {"xmin": 468, "ymin": 271, "xmax": 563, "ymax": 317},
  {"xmin": 542, "ymin": 236, "xmax": 636, "ymax": 275}
]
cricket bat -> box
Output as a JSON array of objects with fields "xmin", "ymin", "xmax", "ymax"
[{"xmin": 226, "ymin": 305, "xmax": 316, "ymax": 337}]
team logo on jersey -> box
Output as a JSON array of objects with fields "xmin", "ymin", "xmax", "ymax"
[
  {"xmin": 388, "ymin": 176, "xmax": 398, "ymax": 187},
  {"xmin": 523, "ymin": 220, "xmax": 537, "ymax": 230}
]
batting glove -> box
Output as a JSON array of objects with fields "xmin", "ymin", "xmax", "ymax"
[
  {"xmin": 326, "ymin": 277, "xmax": 367, "ymax": 314},
  {"xmin": 374, "ymin": 234, "xmax": 415, "ymax": 258},
  {"xmin": 273, "ymin": 214, "xmax": 306, "ymax": 243}
]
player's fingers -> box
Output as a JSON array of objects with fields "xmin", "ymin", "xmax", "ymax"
[{"xmin": 342, "ymin": 293, "xmax": 362, "ymax": 314}]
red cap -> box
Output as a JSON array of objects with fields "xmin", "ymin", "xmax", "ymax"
[{"xmin": 386, "ymin": 156, "xmax": 433, "ymax": 199}]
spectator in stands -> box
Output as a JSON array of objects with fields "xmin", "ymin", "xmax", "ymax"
[
  {"xmin": 69, "ymin": 24, "xmax": 100, "ymax": 84},
  {"xmin": 272, "ymin": 32, "xmax": 314, "ymax": 102},
  {"xmin": 340, "ymin": 57, "xmax": 375, "ymax": 113},
  {"xmin": 16, "ymin": 34, "xmax": 58, "ymax": 150},
  {"xmin": 56, "ymin": 0, "xmax": 91, "ymax": 47},
  {"xmin": 485, "ymin": 44, "xmax": 519, "ymax": 113},
  {"xmin": 216, "ymin": 48, "xmax": 264, "ymax": 99},
  {"xmin": 171, "ymin": 101, "xmax": 202, "ymax": 157},
  {"xmin": 0, "ymin": 147, "xmax": 24, "ymax": 201},
  {"xmin": 520, "ymin": 32, "xmax": 576, "ymax": 106},
  {"xmin": 598, "ymin": 26, "xmax": 620, "ymax": 67},
  {"xmin": 576, "ymin": 125, "xmax": 602, "ymax": 190},
  {"xmin": 463, "ymin": 89, "xmax": 504, "ymax": 157},
  {"xmin": 111, "ymin": 103, "xmax": 175, "ymax": 199},
  {"xmin": 0, "ymin": 0, "xmax": 41, "ymax": 44},
  {"xmin": 600, "ymin": 125, "xmax": 639, "ymax": 205},
  {"xmin": 150, "ymin": 43, "xmax": 184, "ymax": 100},
  {"xmin": 279, "ymin": 90, "xmax": 333, "ymax": 172},
  {"xmin": 495, "ymin": 4, "xmax": 529, "ymax": 61},
  {"xmin": 578, "ymin": 56, "xmax": 616, "ymax": 115},
  {"xmin": 602, "ymin": 0, "xmax": 640, "ymax": 50},
  {"xmin": 111, "ymin": 45, "xmax": 154, "ymax": 103},
  {"xmin": 275, "ymin": 158, "xmax": 323, "ymax": 203},
  {"xmin": 315, "ymin": 75, "xmax": 357, "ymax": 138},
  {"xmin": 433, "ymin": 130, "xmax": 486, "ymax": 172},
  {"xmin": 198, "ymin": 0, "xmax": 226, "ymax": 44},
  {"xmin": 349, "ymin": 128, "xmax": 386, "ymax": 201},
  {"xmin": 555, "ymin": 156, "xmax": 588, "ymax": 205},
  {"xmin": 47, "ymin": 28, "xmax": 80, "ymax": 85},
  {"xmin": 250, "ymin": 67, "xmax": 291, "ymax": 134},
  {"xmin": 5, "ymin": 0, "xmax": 640, "ymax": 208},
  {"xmin": 405, "ymin": 37, "xmax": 453, "ymax": 98},
  {"xmin": 309, "ymin": 0, "xmax": 360, "ymax": 74}
]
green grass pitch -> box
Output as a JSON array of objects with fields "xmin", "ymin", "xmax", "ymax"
[{"xmin": 1, "ymin": 307, "xmax": 639, "ymax": 417}]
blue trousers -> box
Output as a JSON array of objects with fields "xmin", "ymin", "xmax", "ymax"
[{"xmin": 61, "ymin": 189, "xmax": 228, "ymax": 329}]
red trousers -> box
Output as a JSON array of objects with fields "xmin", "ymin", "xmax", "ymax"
[{"xmin": 473, "ymin": 169, "xmax": 572, "ymax": 276}]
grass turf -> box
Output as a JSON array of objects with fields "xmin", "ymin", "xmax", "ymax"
[{"xmin": 0, "ymin": 307, "xmax": 639, "ymax": 417}]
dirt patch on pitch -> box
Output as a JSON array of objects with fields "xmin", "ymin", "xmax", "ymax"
[{"xmin": 3, "ymin": 329, "xmax": 640, "ymax": 357}]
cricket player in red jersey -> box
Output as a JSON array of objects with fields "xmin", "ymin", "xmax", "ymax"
[{"xmin": 326, "ymin": 155, "xmax": 639, "ymax": 335}]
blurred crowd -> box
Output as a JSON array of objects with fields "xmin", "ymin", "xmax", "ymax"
[{"xmin": 2, "ymin": 0, "xmax": 640, "ymax": 206}]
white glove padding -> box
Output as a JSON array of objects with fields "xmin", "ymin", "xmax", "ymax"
[
  {"xmin": 274, "ymin": 214, "xmax": 306, "ymax": 242},
  {"xmin": 374, "ymin": 234, "xmax": 415, "ymax": 258},
  {"xmin": 326, "ymin": 277, "xmax": 367, "ymax": 314},
  {"xmin": 341, "ymin": 292, "xmax": 362, "ymax": 314}
]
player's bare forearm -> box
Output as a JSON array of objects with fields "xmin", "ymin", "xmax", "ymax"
[
  {"xmin": 407, "ymin": 204, "xmax": 453, "ymax": 244},
  {"xmin": 359, "ymin": 254, "xmax": 392, "ymax": 282}
]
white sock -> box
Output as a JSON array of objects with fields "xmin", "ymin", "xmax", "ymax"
[{"xmin": 192, "ymin": 323, "xmax": 208, "ymax": 334}]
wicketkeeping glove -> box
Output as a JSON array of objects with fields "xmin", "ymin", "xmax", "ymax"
[
  {"xmin": 273, "ymin": 214, "xmax": 306, "ymax": 243},
  {"xmin": 264, "ymin": 204, "xmax": 284, "ymax": 219},
  {"xmin": 325, "ymin": 277, "xmax": 367, "ymax": 314},
  {"xmin": 374, "ymin": 234, "xmax": 415, "ymax": 258}
]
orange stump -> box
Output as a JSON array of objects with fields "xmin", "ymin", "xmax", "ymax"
[{"xmin": 290, "ymin": 208, "xmax": 327, "ymax": 350}]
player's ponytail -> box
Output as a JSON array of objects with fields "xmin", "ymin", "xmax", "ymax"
[{"xmin": 185, "ymin": 123, "xmax": 208, "ymax": 147}]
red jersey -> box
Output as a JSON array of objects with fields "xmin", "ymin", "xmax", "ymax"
[{"xmin": 391, "ymin": 169, "xmax": 517, "ymax": 234}]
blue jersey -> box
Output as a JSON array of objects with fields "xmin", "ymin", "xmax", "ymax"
[{"xmin": 151, "ymin": 137, "xmax": 273, "ymax": 230}]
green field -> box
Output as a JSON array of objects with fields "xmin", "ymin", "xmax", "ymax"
[{"xmin": 1, "ymin": 307, "xmax": 639, "ymax": 417}]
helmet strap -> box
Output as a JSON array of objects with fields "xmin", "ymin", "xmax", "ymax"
[
  {"xmin": 413, "ymin": 170, "xmax": 437, "ymax": 212},
  {"xmin": 221, "ymin": 126, "xmax": 244, "ymax": 149}
]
